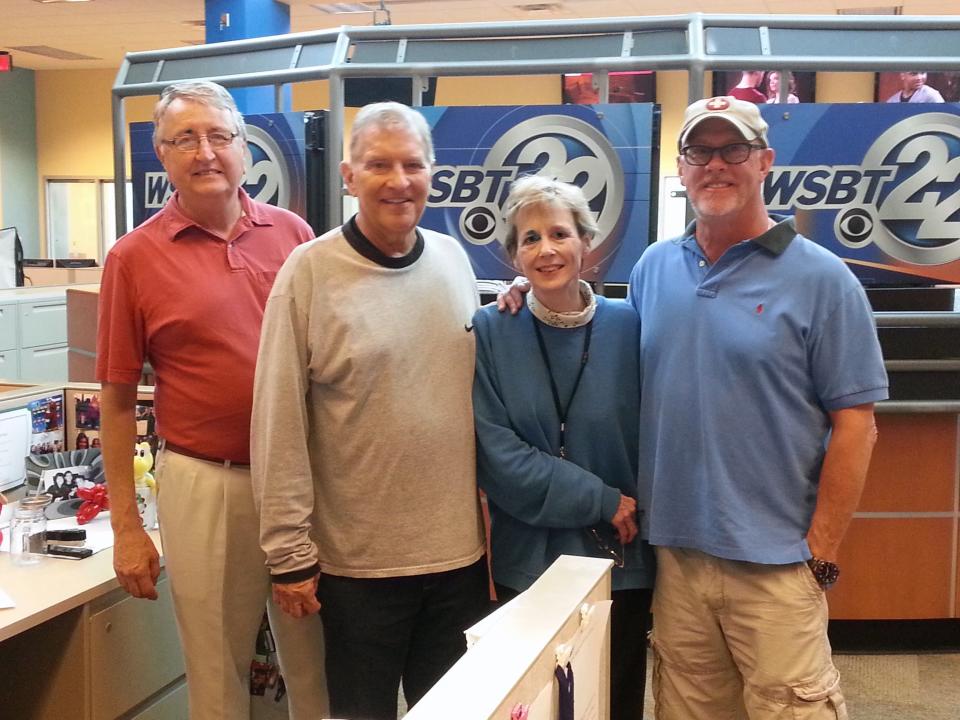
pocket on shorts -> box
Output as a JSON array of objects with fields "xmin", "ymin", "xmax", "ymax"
[
  {"xmin": 790, "ymin": 666, "xmax": 848, "ymax": 719},
  {"xmin": 649, "ymin": 635, "xmax": 666, "ymax": 716},
  {"xmin": 797, "ymin": 561, "xmax": 825, "ymax": 598}
]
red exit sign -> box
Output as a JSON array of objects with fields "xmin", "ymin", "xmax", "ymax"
[{"xmin": 0, "ymin": 53, "xmax": 11, "ymax": 72}]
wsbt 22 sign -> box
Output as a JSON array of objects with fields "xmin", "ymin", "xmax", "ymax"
[
  {"xmin": 131, "ymin": 113, "xmax": 307, "ymax": 226},
  {"xmin": 143, "ymin": 124, "xmax": 295, "ymax": 210},
  {"xmin": 427, "ymin": 115, "xmax": 624, "ymax": 247},
  {"xmin": 419, "ymin": 106, "xmax": 655, "ymax": 282},
  {"xmin": 765, "ymin": 111, "xmax": 960, "ymax": 269}
]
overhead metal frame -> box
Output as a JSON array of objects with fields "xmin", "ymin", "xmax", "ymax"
[{"xmin": 111, "ymin": 12, "xmax": 960, "ymax": 249}]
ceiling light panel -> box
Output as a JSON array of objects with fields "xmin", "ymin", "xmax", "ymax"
[
  {"xmin": 9, "ymin": 45, "xmax": 100, "ymax": 60},
  {"xmin": 311, "ymin": 3, "xmax": 377, "ymax": 13}
]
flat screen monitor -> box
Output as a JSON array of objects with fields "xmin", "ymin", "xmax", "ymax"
[
  {"xmin": 711, "ymin": 70, "xmax": 816, "ymax": 104},
  {"xmin": 55, "ymin": 258, "xmax": 98, "ymax": 269},
  {"xmin": 345, "ymin": 76, "xmax": 437, "ymax": 107},
  {"xmin": 561, "ymin": 71, "xmax": 656, "ymax": 104},
  {"xmin": 0, "ymin": 227, "xmax": 21, "ymax": 288},
  {"xmin": 875, "ymin": 71, "xmax": 960, "ymax": 103}
]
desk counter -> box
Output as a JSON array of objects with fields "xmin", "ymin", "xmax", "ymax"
[{"xmin": 0, "ymin": 531, "xmax": 187, "ymax": 719}]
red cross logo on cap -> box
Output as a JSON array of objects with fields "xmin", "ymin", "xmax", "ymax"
[{"xmin": 706, "ymin": 97, "xmax": 730, "ymax": 111}]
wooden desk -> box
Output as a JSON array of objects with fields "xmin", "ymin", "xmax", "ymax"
[
  {"xmin": 0, "ymin": 531, "xmax": 187, "ymax": 719},
  {"xmin": 830, "ymin": 407, "xmax": 960, "ymax": 620}
]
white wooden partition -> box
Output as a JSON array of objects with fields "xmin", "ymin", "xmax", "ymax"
[{"xmin": 405, "ymin": 555, "xmax": 614, "ymax": 720}]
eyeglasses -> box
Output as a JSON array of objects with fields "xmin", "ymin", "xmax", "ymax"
[
  {"xmin": 680, "ymin": 142, "xmax": 766, "ymax": 166},
  {"xmin": 587, "ymin": 527, "xmax": 624, "ymax": 568},
  {"xmin": 161, "ymin": 132, "xmax": 238, "ymax": 152}
]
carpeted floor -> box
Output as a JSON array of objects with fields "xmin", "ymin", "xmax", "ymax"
[
  {"xmin": 257, "ymin": 651, "xmax": 960, "ymax": 718},
  {"xmin": 638, "ymin": 652, "xmax": 960, "ymax": 719}
]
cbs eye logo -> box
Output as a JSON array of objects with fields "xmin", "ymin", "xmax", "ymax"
[
  {"xmin": 834, "ymin": 207, "xmax": 874, "ymax": 247},
  {"xmin": 460, "ymin": 206, "xmax": 499, "ymax": 244},
  {"xmin": 838, "ymin": 113, "xmax": 960, "ymax": 266}
]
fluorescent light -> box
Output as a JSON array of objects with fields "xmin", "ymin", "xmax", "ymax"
[
  {"xmin": 837, "ymin": 6, "xmax": 902, "ymax": 14},
  {"xmin": 311, "ymin": 3, "xmax": 376, "ymax": 13}
]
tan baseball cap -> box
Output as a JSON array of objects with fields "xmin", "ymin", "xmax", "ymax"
[{"xmin": 678, "ymin": 96, "xmax": 769, "ymax": 150}]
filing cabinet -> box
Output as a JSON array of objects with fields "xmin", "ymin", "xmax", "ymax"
[
  {"xmin": 0, "ymin": 571, "xmax": 187, "ymax": 720},
  {"xmin": 0, "ymin": 287, "xmax": 85, "ymax": 383}
]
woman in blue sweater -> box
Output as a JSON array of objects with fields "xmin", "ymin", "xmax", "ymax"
[{"xmin": 473, "ymin": 176, "xmax": 654, "ymax": 720}]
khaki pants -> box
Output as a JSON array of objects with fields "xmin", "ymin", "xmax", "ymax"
[
  {"xmin": 157, "ymin": 450, "xmax": 329, "ymax": 720},
  {"xmin": 651, "ymin": 547, "xmax": 847, "ymax": 720}
]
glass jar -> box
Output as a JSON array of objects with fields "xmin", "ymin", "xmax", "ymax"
[{"xmin": 10, "ymin": 494, "xmax": 52, "ymax": 566}]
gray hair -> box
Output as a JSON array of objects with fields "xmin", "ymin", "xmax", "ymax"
[
  {"xmin": 152, "ymin": 80, "xmax": 246, "ymax": 148},
  {"xmin": 502, "ymin": 175, "xmax": 599, "ymax": 259},
  {"xmin": 349, "ymin": 101, "xmax": 434, "ymax": 164}
]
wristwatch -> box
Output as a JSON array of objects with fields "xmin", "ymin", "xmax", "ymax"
[{"xmin": 807, "ymin": 557, "xmax": 840, "ymax": 590}]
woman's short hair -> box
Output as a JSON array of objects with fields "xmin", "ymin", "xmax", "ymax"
[
  {"xmin": 152, "ymin": 80, "xmax": 247, "ymax": 148},
  {"xmin": 502, "ymin": 175, "xmax": 599, "ymax": 259},
  {"xmin": 348, "ymin": 101, "xmax": 434, "ymax": 164}
]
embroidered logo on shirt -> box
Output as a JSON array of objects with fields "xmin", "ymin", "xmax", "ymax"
[{"xmin": 756, "ymin": 304, "xmax": 764, "ymax": 314}]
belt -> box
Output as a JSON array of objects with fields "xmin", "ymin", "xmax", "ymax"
[{"xmin": 160, "ymin": 439, "xmax": 250, "ymax": 469}]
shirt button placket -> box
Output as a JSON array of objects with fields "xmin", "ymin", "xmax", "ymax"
[{"xmin": 226, "ymin": 241, "xmax": 243, "ymax": 271}]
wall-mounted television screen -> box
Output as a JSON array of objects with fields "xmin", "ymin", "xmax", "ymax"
[
  {"xmin": 344, "ymin": 76, "xmax": 437, "ymax": 107},
  {"xmin": 875, "ymin": 71, "xmax": 960, "ymax": 103},
  {"xmin": 561, "ymin": 71, "xmax": 656, "ymax": 104},
  {"xmin": 712, "ymin": 70, "xmax": 816, "ymax": 105}
]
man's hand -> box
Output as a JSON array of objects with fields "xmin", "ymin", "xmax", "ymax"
[
  {"xmin": 113, "ymin": 526, "xmax": 161, "ymax": 600},
  {"xmin": 272, "ymin": 575, "xmax": 321, "ymax": 619},
  {"xmin": 496, "ymin": 276, "xmax": 530, "ymax": 315},
  {"xmin": 610, "ymin": 494, "xmax": 639, "ymax": 545}
]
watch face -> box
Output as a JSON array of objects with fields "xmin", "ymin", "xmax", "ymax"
[{"xmin": 811, "ymin": 559, "xmax": 840, "ymax": 587}]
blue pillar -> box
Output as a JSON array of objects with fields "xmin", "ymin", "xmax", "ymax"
[{"xmin": 205, "ymin": 0, "xmax": 292, "ymax": 114}]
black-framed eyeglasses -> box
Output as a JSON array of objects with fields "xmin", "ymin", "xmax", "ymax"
[
  {"xmin": 680, "ymin": 142, "xmax": 766, "ymax": 166},
  {"xmin": 587, "ymin": 527, "xmax": 624, "ymax": 568},
  {"xmin": 161, "ymin": 132, "xmax": 238, "ymax": 152}
]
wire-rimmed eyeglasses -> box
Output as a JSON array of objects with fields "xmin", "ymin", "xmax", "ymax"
[
  {"xmin": 161, "ymin": 132, "xmax": 238, "ymax": 152},
  {"xmin": 680, "ymin": 142, "xmax": 766, "ymax": 166}
]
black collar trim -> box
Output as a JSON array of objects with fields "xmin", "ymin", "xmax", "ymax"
[{"xmin": 343, "ymin": 215, "xmax": 424, "ymax": 268}]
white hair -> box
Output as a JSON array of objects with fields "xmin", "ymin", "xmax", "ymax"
[{"xmin": 349, "ymin": 101, "xmax": 434, "ymax": 164}]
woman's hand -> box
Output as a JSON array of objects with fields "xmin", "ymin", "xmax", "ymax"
[{"xmin": 610, "ymin": 494, "xmax": 639, "ymax": 544}]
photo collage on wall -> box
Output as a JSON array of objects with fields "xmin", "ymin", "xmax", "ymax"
[
  {"xmin": 28, "ymin": 392, "xmax": 64, "ymax": 455},
  {"xmin": 72, "ymin": 391, "xmax": 102, "ymax": 450},
  {"xmin": 21, "ymin": 390, "xmax": 104, "ymax": 508},
  {"xmin": 65, "ymin": 389, "xmax": 157, "ymax": 457},
  {"xmin": 24, "ymin": 389, "xmax": 156, "ymax": 512}
]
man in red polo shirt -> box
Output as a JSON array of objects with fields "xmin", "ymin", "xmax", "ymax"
[{"xmin": 97, "ymin": 80, "xmax": 326, "ymax": 719}]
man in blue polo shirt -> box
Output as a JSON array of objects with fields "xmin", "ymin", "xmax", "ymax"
[{"xmin": 629, "ymin": 97, "xmax": 888, "ymax": 719}]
